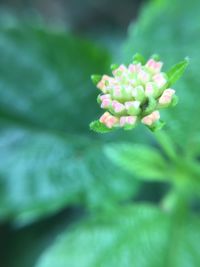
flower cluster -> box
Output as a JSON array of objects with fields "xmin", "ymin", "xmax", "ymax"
[{"xmin": 92, "ymin": 56, "xmax": 178, "ymax": 131}]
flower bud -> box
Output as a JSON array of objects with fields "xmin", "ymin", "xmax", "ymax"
[
  {"xmin": 97, "ymin": 75, "xmax": 115, "ymax": 93},
  {"xmin": 138, "ymin": 69, "xmax": 150, "ymax": 84},
  {"xmin": 125, "ymin": 101, "xmax": 141, "ymax": 115},
  {"xmin": 145, "ymin": 59, "xmax": 163, "ymax": 74},
  {"xmin": 145, "ymin": 82, "xmax": 159, "ymax": 97},
  {"xmin": 113, "ymin": 64, "xmax": 127, "ymax": 77},
  {"xmin": 128, "ymin": 63, "xmax": 142, "ymax": 74},
  {"xmin": 153, "ymin": 73, "xmax": 167, "ymax": 88},
  {"xmin": 132, "ymin": 85, "xmax": 145, "ymax": 102},
  {"xmin": 99, "ymin": 112, "xmax": 119, "ymax": 128},
  {"xmin": 158, "ymin": 89, "xmax": 175, "ymax": 107},
  {"xmin": 112, "ymin": 100, "xmax": 125, "ymax": 113},
  {"xmin": 141, "ymin": 111, "xmax": 160, "ymax": 126},
  {"xmin": 120, "ymin": 116, "xmax": 137, "ymax": 127}
]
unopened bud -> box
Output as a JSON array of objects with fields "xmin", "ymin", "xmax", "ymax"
[
  {"xmin": 120, "ymin": 116, "xmax": 137, "ymax": 127},
  {"xmin": 99, "ymin": 112, "xmax": 119, "ymax": 128},
  {"xmin": 146, "ymin": 59, "xmax": 163, "ymax": 74},
  {"xmin": 113, "ymin": 64, "xmax": 127, "ymax": 77},
  {"xmin": 112, "ymin": 100, "xmax": 125, "ymax": 113},
  {"xmin": 158, "ymin": 89, "xmax": 175, "ymax": 106},
  {"xmin": 125, "ymin": 101, "xmax": 141, "ymax": 115},
  {"xmin": 132, "ymin": 85, "xmax": 145, "ymax": 102},
  {"xmin": 141, "ymin": 111, "xmax": 160, "ymax": 126},
  {"xmin": 153, "ymin": 73, "xmax": 167, "ymax": 88}
]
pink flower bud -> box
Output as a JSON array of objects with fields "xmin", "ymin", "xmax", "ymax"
[
  {"xmin": 112, "ymin": 85, "xmax": 122, "ymax": 98},
  {"xmin": 112, "ymin": 100, "xmax": 125, "ymax": 113},
  {"xmin": 125, "ymin": 101, "xmax": 140, "ymax": 110},
  {"xmin": 138, "ymin": 70, "xmax": 150, "ymax": 83},
  {"xmin": 153, "ymin": 73, "xmax": 167, "ymax": 88},
  {"xmin": 99, "ymin": 94, "xmax": 111, "ymax": 101},
  {"xmin": 128, "ymin": 63, "xmax": 141, "ymax": 73},
  {"xmin": 145, "ymin": 82, "xmax": 154, "ymax": 96},
  {"xmin": 101, "ymin": 99, "xmax": 112, "ymax": 108},
  {"xmin": 97, "ymin": 75, "xmax": 115, "ymax": 93},
  {"xmin": 132, "ymin": 85, "xmax": 145, "ymax": 102},
  {"xmin": 120, "ymin": 116, "xmax": 137, "ymax": 127},
  {"xmin": 141, "ymin": 111, "xmax": 160, "ymax": 126},
  {"xmin": 146, "ymin": 59, "xmax": 163, "ymax": 73},
  {"xmin": 159, "ymin": 89, "xmax": 175, "ymax": 105},
  {"xmin": 113, "ymin": 64, "xmax": 127, "ymax": 76},
  {"xmin": 99, "ymin": 112, "xmax": 118, "ymax": 128}
]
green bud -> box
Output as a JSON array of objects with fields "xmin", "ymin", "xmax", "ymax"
[
  {"xmin": 132, "ymin": 53, "xmax": 145, "ymax": 64},
  {"xmin": 91, "ymin": 75, "xmax": 102, "ymax": 85},
  {"xmin": 110, "ymin": 64, "xmax": 119, "ymax": 71}
]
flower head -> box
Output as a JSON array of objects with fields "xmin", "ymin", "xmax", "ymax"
[{"xmin": 90, "ymin": 55, "xmax": 188, "ymax": 133}]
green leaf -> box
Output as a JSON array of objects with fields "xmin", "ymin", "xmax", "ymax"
[
  {"xmin": 89, "ymin": 120, "xmax": 114, "ymax": 133},
  {"xmin": 167, "ymin": 58, "xmax": 189, "ymax": 87},
  {"xmin": 104, "ymin": 143, "xmax": 168, "ymax": 181},
  {"xmin": 36, "ymin": 205, "xmax": 200, "ymax": 267},
  {"xmin": 0, "ymin": 21, "xmax": 139, "ymax": 224}
]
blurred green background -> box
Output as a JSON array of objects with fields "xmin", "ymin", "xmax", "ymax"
[{"xmin": 0, "ymin": 0, "xmax": 200, "ymax": 266}]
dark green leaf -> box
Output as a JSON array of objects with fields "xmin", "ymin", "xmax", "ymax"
[{"xmin": 0, "ymin": 22, "xmax": 139, "ymax": 224}]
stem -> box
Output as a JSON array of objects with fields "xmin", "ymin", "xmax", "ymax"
[{"xmin": 153, "ymin": 130, "xmax": 177, "ymax": 161}]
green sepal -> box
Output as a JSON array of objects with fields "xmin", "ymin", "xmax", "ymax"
[
  {"xmin": 132, "ymin": 53, "xmax": 145, "ymax": 64},
  {"xmin": 151, "ymin": 54, "xmax": 160, "ymax": 61},
  {"xmin": 123, "ymin": 123, "xmax": 137, "ymax": 131},
  {"xmin": 89, "ymin": 120, "xmax": 115, "ymax": 133},
  {"xmin": 97, "ymin": 95, "xmax": 102, "ymax": 104},
  {"xmin": 167, "ymin": 57, "xmax": 189, "ymax": 86},
  {"xmin": 157, "ymin": 95, "xmax": 179, "ymax": 109},
  {"xmin": 142, "ymin": 97, "xmax": 157, "ymax": 115},
  {"xmin": 110, "ymin": 64, "xmax": 119, "ymax": 71},
  {"xmin": 91, "ymin": 74, "xmax": 102, "ymax": 86},
  {"xmin": 148, "ymin": 120, "xmax": 166, "ymax": 132},
  {"xmin": 171, "ymin": 95, "xmax": 179, "ymax": 107}
]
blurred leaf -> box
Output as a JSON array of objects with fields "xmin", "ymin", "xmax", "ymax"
[
  {"xmin": 36, "ymin": 205, "xmax": 200, "ymax": 267},
  {"xmin": 0, "ymin": 22, "xmax": 139, "ymax": 224},
  {"xmin": 124, "ymin": 0, "xmax": 200, "ymax": 155},
  {"xmin": 104, "ymin": 143, "xmax": 168, "ymax": 181},
  {"xmin": 167, "ymin": 58, "xmax": 189, "ymax": 87}
]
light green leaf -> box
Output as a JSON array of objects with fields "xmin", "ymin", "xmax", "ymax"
[
  {"xmin": 104, "ymin": 143, "xmax": 168, "ymax": 181},
  {"xmin": 167, "ymin": 58, "xmax": 189, "ymax": 87},
  {"xmin": 36, "ymin": 205, "xmax": 200, "ymax": 267}
]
